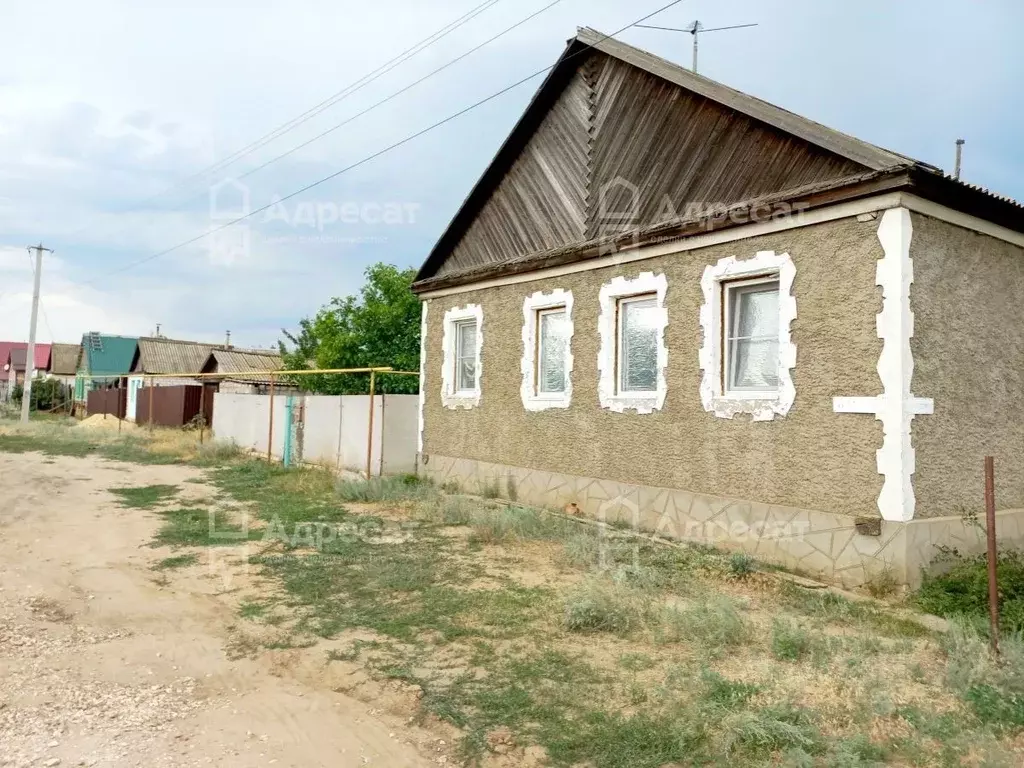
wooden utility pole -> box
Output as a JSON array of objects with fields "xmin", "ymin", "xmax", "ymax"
[{"xmin": 21, "ymin": 244, "xmax": 52, "ymax": 424}]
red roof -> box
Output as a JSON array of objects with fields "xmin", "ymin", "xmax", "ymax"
[{"xmin": 1, "ymin": 342, "xmax": 52, "ymax": 371}]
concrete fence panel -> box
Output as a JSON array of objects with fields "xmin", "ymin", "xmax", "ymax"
[{"xmin": 211, "ymin": 392, "xmax": 417, "ymax": 475}]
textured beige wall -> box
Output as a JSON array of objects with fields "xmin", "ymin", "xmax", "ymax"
[
  {"xmin": 423, "ymin": 217, "xmax": 886, "ymax": 517},
  {"xmin": 911, "ymin": 214, "xmax": 1024, "ymax": 518}
]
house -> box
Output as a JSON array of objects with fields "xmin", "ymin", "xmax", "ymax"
[
  {"xmin": 200, "ymin": 348, "xmax": 283, "ymax": 394},
  {"xmin": 48, "ymin": 343, "xmax": 83, "ymax": 385},
  {"xmin": 74, "ymin": 333, "xmax": 139, "ymax": 403},
  {"xmin": 412, "ymin": 28, "xmax": 1024, "ymax": 588},
  {"xmin": 126, "ymin": 337, "xmax": 216, "ymax": 421},
  {"xmin": 6, "ymin": 344, "xmax": 51, "ymax": 387}
]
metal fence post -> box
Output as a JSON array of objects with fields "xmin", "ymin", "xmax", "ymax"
[
  {"xmin": 267, "ymin": 375, "xmax": 276, "ymax": 463},
  {"xmin": 148, "ymin": 377, "xmax": 154, "ymax": 432},
  {"xmin": 365, "ymin": 370, "xmax": 376, "ymax": 480}
]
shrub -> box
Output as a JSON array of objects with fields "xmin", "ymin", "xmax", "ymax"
[
  {"xmin": 771, "ymin": 618, "xmax": 812, "ymax": 661},
  {"xmin": 659, "ymin": 595, "xmax": 747, "ymax": 653},
  {"xmin": 336, "ymin": 474, "xmax": 435, "ymax": 503},
  {"xmin": 563, "ymin": 578, "xmax": 647, "ymax": 634},
  {"xmin": 942, "ymin": 616, "xmax": 1024, "ymax": 728},
  {"xmin": 728, "ymin": 552, "xmax": 756, "ymax": 579},
  {"xmin": 917, "ymin": 548, "xmax": 1024, "ymax": 632}
]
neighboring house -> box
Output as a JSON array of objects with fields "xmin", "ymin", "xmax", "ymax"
[
  {"xmin": 48, "ymin": 343, "xmax": 83, "ymax": 385},
  {"xmin": 200, "ymin": 348, "xmax": 284, "ymax": 394},
  {"xmin": 127, "ymin": 337, "xmax": 215, "ymax": 421},
  {"xmin": 75, "ymin": 333, "xmax": 139, "ymax": 403},
  {"xmin": 412, "ymin": 29, "xmax": 1024, "ymax": 587},
  {"xmin": 7, "ymin": 344, "xmax": 51, "ymax": 387}
]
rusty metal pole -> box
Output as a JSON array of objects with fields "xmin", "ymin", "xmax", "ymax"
[
  {"xmin": 148, "ymin": 377, "xmax": 154, "ymax": 433},
  {"xmin": 985, "ymin": 455, "xmax": 1000, "ymax": 656},
  {"xmin": 198, "ymin": 385, "xmax": 206, "ymax": 444},
  {"xmin": 267, "ymin": 375, "xmax": 276, "ymax": 463},
  {"xmin": 365, "ymin": 370, "xmax": 376, "ymax": 480}
]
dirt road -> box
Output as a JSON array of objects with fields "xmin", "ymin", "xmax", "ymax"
[{"xmin": 0, "ymin": 452, "xmax": 439, "ymax": 768}]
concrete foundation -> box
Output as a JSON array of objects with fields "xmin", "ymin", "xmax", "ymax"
[{"xmin": 421, "ymin": 453, "xmax": 1024, "ymax": 587}]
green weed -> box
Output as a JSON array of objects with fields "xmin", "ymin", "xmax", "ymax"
[{"xmin": 110, "ymin": 484, "xmax": 179, "ymax": 509}]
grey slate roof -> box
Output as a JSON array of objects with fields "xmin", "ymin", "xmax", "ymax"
[
  {"xmin": 134, "ymin": 337, "xmax": 215, "ymax": 375},
  {"xmin": 49, "ymin": 343, "xmax": 82, "ymax": 375}
]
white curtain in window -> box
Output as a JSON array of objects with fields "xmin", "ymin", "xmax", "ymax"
[
  {"xmin": 620, "ymin": 298, "xmax": 658, "ymax": 392},
  {"xmin": 729, "ymin": 284, "xmax": 779, "ymax": 390},
  {"xmin": 538, "ymin": 310, "xmax": 568, "ymax": 393},
  {"xmin": 456, "ymin": 321, "xmax": 477, "ymax": 391}
]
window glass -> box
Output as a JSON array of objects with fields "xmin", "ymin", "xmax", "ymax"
[
  {"xmin": 727, "ymin": 282, "xmax": 780, "ymax": 391},
  {"xmin": 619, "ymin": 296, "xmax": 658, "ymax": 392},
  {"xmin": 537, "ymin": 309, "xmax": 568, "ymax": 394},
  {"xmin": 455, "ymin": 320, "xmax": 477, "ymax": 391}
]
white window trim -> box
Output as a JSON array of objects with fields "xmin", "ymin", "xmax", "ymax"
[
  {"xmin": 520, "ymin": 289, "xmax": 574, "ymax": 410},
  {"xmin": 699, "ymin": 251, "xmax": 796, "ymax": 421},
  {"xmin": 597, "ymin": 272, "xmax": 668, "ymax": 414},
  {"xmin": 441, "ymin": 303, "xmax": 483, "ymax": 409}
]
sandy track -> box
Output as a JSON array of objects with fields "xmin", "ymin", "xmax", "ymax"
[{"xmin": 0, "ymin": 452, "xmax": 438, "ymax": 768}]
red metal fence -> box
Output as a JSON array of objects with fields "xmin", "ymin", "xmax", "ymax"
[
  {"xmin": 136, "ymin": 385, "xmax": 213, "ymax": 427},
  {"xmin": 86, "ymin": 388, "xmax": 126, "ymax": 419}
]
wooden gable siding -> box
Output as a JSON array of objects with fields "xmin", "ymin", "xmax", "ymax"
[
  {"xmin": 443, "ymin": 68, "xmax": 593, "ymax": 276},
  {"xmin": 435, "ymin": 52, "xmax": 865, "ymax": 278}
]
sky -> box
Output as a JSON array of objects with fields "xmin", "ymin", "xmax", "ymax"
[{"xmin": 0, "ymin": 0, "xmax": 1021, "ymax": 348}]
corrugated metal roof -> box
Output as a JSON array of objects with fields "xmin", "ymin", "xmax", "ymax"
[
  {"xmin": 135, "ymin": 337, "xmax": 215, "ymax": 375},
  {"xmin": 207, "ymin": 348, "xmax": 282, "ymax": 373},
  {"xmin": 81, "ymin": 334, "xmax": 138, "ymax": 376},
  {"xmin": 49, "ymin": 343, "xmax": 82, "ymax": 375}
]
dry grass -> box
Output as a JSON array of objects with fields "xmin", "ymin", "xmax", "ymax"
[{"xmin": 6, "ymin": 424, "xmax": 1024, "ymax": 766}]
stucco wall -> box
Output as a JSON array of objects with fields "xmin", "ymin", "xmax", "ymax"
[
  {"xmin": 911, "ymin": 213, "xmax": 1024, "ymax": 518},
  {"xmin": 423, "ymin": 216, "xmax": 886, "ymax": 517}
]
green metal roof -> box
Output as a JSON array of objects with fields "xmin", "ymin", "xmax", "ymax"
[{"xmin": 80, "ymin": 333, "xmax": 138, "ymax": 376}]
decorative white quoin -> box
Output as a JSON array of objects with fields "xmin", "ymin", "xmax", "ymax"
[
  {"xmin": 833, "ymin": 207, "xmax": 933, "ymax": 522},
  {"xmin": 597, "ymin": 272, "xmax": 669, "ymax": 414},
  {"xmin": 520, "ymin": 289, "xmax": 574, "ymax": 410},
  {"xmin": 440, "ymin": 303, "xmax": 483, "ymax": 410},
  {"xmin": 698, "ymin": 251, "xmax": 797, "ymax": 421},
  {"xmin": 417, "ymin": 301, "xmax": 428, "ymax": 454}
]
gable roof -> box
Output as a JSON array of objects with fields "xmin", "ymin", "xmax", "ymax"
[
  {"xmin": 49, "ymin": 343, "xmax": 82, "ymax": 376},
  {"xmin": 415, "ymin": 28, "xmax": 1022, "ymax": 291},
  {"xmin": 7, "ymin": 344, "xmax": 51, "ymax": 372},
  {"xmin": 202, "ymin": 348, "xmax": 282, "ymax": 374},
  {"xmin": 576, "ymin": 29, "xmax": 921, "ymax": 173},
  {"xmin": 81, "ymin": 334, "xmax": 138, "ymax": 377},
  {"xmin": 134, "ymin": 337, "xmax": 215, "ymax": 375}
]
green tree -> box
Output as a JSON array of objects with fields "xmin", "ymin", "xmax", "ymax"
[{"xmin": 280, "ymin": 263, "xmax": 421, "ymax": 394}]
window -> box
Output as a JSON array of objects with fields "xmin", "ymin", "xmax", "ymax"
[
  {"xmin": 724, "ymin": 278, "xmax": 780, "ymax": 393},
  {"xmin": 698, "ymin": 251, "xmax": 796, "ymax": 421},
  {"xmin": 617, "ymin": 295, "xmax": 658, "ymax": 393},
  {"xmin": 537, "ymin": 308, "xmax": 568, "ymax": 394},
  {"xmin": 454, "ymin": 319, "xmax": 478, "ymax": 392},
  {"xmin": 520, "ymin": 289, "xmax": 574, "ymax": 410},
  {"xmin": 441, "ymin": 304, "xmax": 483, "ymax": 409},
  {"xmin": 597, "ymin": 272, "xmax": 668, "ymax": 414}
]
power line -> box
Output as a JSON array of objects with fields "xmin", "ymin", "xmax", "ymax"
[
  {"xmin": 60, "ymin": 0, "xmax": 506, "ymax": 243},
  {"xmin": 179, "ymin": 0, "xmax": 570, "ymax": 197},
  {"xmin": 87, "ymin": 0, "xmax": 688, "ymax": 283}
]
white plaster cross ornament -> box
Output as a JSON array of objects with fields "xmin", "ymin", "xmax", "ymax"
[{"xmin": 833, "ymin": 207, "xmax": 933, "ymax": 523}]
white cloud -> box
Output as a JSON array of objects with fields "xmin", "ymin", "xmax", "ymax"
[{"xmin": 0, "ymin": 0, "xmax": 1020, "ymax": 351}]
